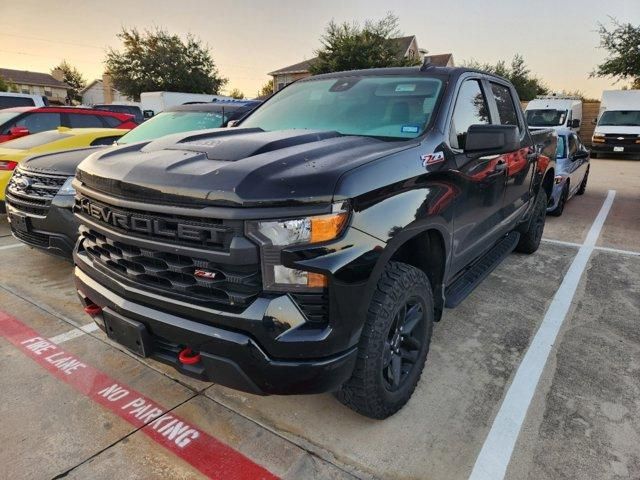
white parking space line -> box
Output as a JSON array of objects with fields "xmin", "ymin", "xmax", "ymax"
[
  {"xmin": 469, "ymin": 190, "xmax": 617, "ymax": 480},
  {"xmin": 543, "ymin": 237, "xmax": 640, "ymax": 257},
  {"xmin": 595, "ymin": 245, "xmax": 640, "ymax": 257},
  {"xmin": 541, "ymin": 238, "xmax": 582, "ymax": 248},
  {"xmin": 49, "ymin": 322, "xmax": 99, "ymax": 345},
  {"xmin": 0, "ymin": 243, "xmax": 24, "ymax": 251}
]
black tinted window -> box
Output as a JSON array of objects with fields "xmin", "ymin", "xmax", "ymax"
[
  {"xmin": 68, "ymin": 113, "xmax": 104, "ymax": 128},
  {"xmin": 90, "ymin": 136, "xmax": 119, "ymax": 146},
  {"xmin": 13, "ymin": 113, "xmax": 61, "ymax": 133},
  {"xmin": 102, "ymin": 116, "xmax": 121, "ymax": 128},
  {"xmin": 450, "ymin": 80, "xmax": 490, "ymax": 149},
  {"xmin": 568, "ymin": 134, "xmax": 578, "ymax": 155},
  {"xmin": 0, "ymin": 96, "xmax": 35, "ymax": 108},
  {"xmin": 491, "ymin": 83, "xmax": 519, "ymax": 127}
]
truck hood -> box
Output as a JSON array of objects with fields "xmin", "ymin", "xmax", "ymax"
[
  {"xmin": 76, "ymin": 128, "xmax": 415, "ymax": 207},
  {"xmin": 593, "ymin": 126, "xmax": 640, "ymax": 136},
  {"xmin": 21, "ymin": 146, "xmax": 103, "ymax": 176}
]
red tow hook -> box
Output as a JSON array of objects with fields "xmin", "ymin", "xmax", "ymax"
[
  {"xmin": 84, "ymin": 304, "xmax": 103, "ymax": 317},
  {"xmin": 178, "ymin": 348, "xmax": 201, "ymax": 365}
]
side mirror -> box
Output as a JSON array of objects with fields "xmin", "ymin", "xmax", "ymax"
[
  {"xmin": 143, "ymin": 110, "xmax": 155, "ymax": 119},
  {"xmin": 571, "ymin": 119, "xmax": 580, "ymax": 128},
  {"xmin": 591, "ymin": 118, "xmax": 598, "ymax": 126},
  {"xmin": 572, "ymin": 150, "xmax": 589, "ymax": 161},
  {"xmin": 226, "ymin": 120, "xmax": 239, "ymax": 128},
  {"xmin": 8, "ymin": 126, "xmax": 30, "ymax": 139},
  {"xmin": 464, "ymin": 124, "xmax": 519, "ymax": 154}
]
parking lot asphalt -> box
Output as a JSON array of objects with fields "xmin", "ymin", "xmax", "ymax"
[{"xmin": 0, "ymin": 158, "xmax": 638, "ymax": 480}]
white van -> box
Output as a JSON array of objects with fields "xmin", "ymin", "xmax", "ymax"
[
  {"xmin": 0, "ymin": 92, "xmax": 48, "ymax": 109},
  {"xmin": 525, "ymin": 95, "xmax": 582, "ymax": 133},
  {"xmin": 591, "ymin": 90, "xmax": 640, "ymax": 157},
  {"xmin": 140, "ymin": 92, "xmax": 232, "ymax": 117}
]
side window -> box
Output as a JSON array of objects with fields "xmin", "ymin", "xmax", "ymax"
[
  {"xmin": 68, "ymin": 113, "xmax": 104, "ymax": 128},
  {"xmin": 102, "ymin": 116, "xmax": 121, "ymax": 128},
  {"xmin": 450, "ymin": 80, "xmax": 490, "ymax": 150},
  {"xmin": 568, "ymin": 134, "xmax": 578, "ymax": 156},
  {"xmin": 15, "ymin": 113, "xmax": 61, "ymax": 133},
  {"xmin": 490, "ymin": 82, "xmax": 519, "ymax": 127}
]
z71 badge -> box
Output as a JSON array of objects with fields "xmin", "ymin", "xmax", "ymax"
[{"xmin": 420, "ymin": 152, "xmax": 445, "ymax": 168}]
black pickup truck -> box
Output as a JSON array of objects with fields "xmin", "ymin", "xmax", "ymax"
[{"xmin": 73, "ymin": 66, "xmax": 556, "ymax": 419}]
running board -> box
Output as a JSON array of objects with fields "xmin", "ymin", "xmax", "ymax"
[{"xmin": 444, "ymin": 231, "xmax": 520, "ymax": 308}]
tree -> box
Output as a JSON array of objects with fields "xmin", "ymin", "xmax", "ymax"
[
  {"xmin": 0, "ymin": 75, "xmax": 9, "ymax": 92},
  {"xmin": 257, "ymin": 79, "xmax": 274, "ymax": 97},
  {"xmin": 463, "ymin": 55, "xmax": 549, "ymax": 101},
  {"xmin": 104, "ymin": 28, "xmax": 227, "ymax": 101},
  {"xmin": 52, "ymin": 60, "xmax": 86, "ymax": 103},
  {"xmin": 309, "ymin": 13, "xmax": 420, "ymax": 75},
  {"xmin": 229, "ymin": 88, "xmax": 244, "ymax": 99},
  {"xmin": 592, "ymin": 18, "xmax": 640, "ymax": 88}
]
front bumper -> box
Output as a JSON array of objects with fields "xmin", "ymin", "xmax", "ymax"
[
  {"xmin": 74, "ymin": 265, "xmax": 358, "ymax": 395},
  {"xmin": 590, "ymin": 143, "xmax": 640, "ymax": 155},
  {"xmin": 6, "ymin": 195, "xmax": 77, "ymax": 259}
]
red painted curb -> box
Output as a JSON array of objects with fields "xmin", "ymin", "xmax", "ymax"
[{"xmin": 0, "ymin": 311, "xmax": 279, "ymax": 480}]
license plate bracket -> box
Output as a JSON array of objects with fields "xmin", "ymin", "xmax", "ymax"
[
  {"xmin": 103, "ymin": 309, "xmax": 152, "ymax": 357},
  {"xmin": 9, "ymin": 211, "xmax": 29, "ymax": 232},
  {"xmin": 614, "ymin": 146, "xmax": 625, "ymax": 152}
]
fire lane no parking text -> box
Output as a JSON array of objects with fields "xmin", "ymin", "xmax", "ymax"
[{"xmin": 0, "ymin": 311, "xmax": 279, "ymax": 480}]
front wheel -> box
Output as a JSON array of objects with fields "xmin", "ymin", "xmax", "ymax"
[
  {"xmin": 516, "ymin": 189, "xmax": 547, "ymax": 254},
  {"xmin": 336, "ymin": 262, "xmax": 434, "ymax": 419},
  {"xmin": 576, "ymin": 166, "xmax": 589, "ymax": 195}
]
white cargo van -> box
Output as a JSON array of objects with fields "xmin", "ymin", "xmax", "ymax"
[
  {"xmin": 525, "ymin": 95, "xmax": 582, "ymax": 132},
  {"xmin": 0, "ymin": 92, "xmax": 48, "ymax": 109},
  {"xmin": 140, "ymin": 92, "xmax": 233, "ymax": 117},
  {"xmin": 591, "ymin": 90, "xmax": 640, "ymax": 157}
]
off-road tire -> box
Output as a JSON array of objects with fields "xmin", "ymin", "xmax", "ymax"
[
  {"xmin": 516, "ymin": 189, "xmax": 547, "ymax": 254},
  {"xmin": 576, "ymin": 166, "xmax": 589, "ymax": 195},
  {"xmin": 548, "ymin": 183, "xmax": 568, "ymax": 217},
  {"xmin": 335, "ymin": 262, "xmax": 434, "ymax": 419}
]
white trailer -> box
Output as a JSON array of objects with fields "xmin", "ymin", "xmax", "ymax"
[{"xmin": 140, "ymin": 91, "xmax": 233, "ymax": 116}]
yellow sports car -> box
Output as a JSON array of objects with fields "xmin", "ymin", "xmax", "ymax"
[{"xmin": 0, "ymin": 127, "xmax": 127, "ymax": 210}]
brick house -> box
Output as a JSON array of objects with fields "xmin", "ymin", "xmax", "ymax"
[
  {"xmin": 0, "ymin": 68, "xmax": 70, "ymax": 104},
  {"xmin": 268, "ymin": 36, "xmax": 453, "ymax": 93}
]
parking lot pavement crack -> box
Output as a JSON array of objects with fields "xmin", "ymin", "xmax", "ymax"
[
  {"xmin": 49, "ymin": 392, "xmax": 200, "ymax": 480},
  {"xmin": 203, "ymin": 392, "xmax": 374, "ymax": 480}
]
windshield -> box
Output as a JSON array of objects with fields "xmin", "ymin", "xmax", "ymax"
[
  {"xmin": 598, "ymin": 110, "xmax": 640, "ymax": 127},
  {"xmin": 118, "ymin": 110, "xmax": 228, "ymax": 144},
  {"xmin": 526, "ymin": 109, "xmax": 567, "ymax": 127},
  {"xmin": 1, "ymin": 130, "xmax": 69, "ymax": 150},
  {"xmin": 241, "ymin": 75, "xmax": 444, "ymax": 139},
  {"xmin": 556, "ymin": 135, "xmax": 567, "ymax": 159},
  {"xmin": 0, "ymin": 110, "xmax": 21, "ymax": 125}
]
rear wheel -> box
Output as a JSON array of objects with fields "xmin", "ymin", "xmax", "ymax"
[
  {"xmin": 336, "ymin": 262, "xmax": 434, "ymax": 419},
  {"xmin": 516, "ymin": 189, "xmax": 547, "ymax": 254},
  {"xmin": 577, "ymin": 166, "xmax": 589, "ymax": 195},
  {"xmin": 548, "ymin": 183, "xmax": 568, "ymax": 217}
]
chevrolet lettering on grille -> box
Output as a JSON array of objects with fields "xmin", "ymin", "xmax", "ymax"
[{"xmin": 77, "ymin": 197, "xmax": 224, "ymax": 243}]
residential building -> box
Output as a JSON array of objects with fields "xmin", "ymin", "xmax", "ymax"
[
  {"xmin": 268, "ymin": 36, "xmax": 454, "ymax": 93},
  {"xmin": 0, "ymin": 68, "xmax": 70, "ymax": 104},
  {"xmin": 81, "ymin": 74, "xmax": 132, "ymax": 105}
]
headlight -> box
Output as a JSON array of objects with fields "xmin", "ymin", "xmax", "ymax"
[
  {"xmin": 247, "ymin": 202, "xmax": 349, "ymax": 291},
  {"xmin": 57, "ymin": 176, "xmax": 76, "ymax": 195}
]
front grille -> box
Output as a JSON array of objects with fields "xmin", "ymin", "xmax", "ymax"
[
  {"xmin": 74, "ymin": 194, "xmax": 239, "ymax": 251},
  {"xmin": 291, "ymin": 292, "xmax": 329, "ymax": 324},
  {"xmin": 11, "ymin": 227, "xmax": 50, "ymax": 248},
  {"xmin": 603, "ymin": 134, "xmax": 640, "ymax": 145},
  {"xmin": 81, "ymin": 228, "xmax": 261, "ymax": 308},
  {"xmin": 6, "ymin": 169, "xmax": 68, "ymax": 215}
]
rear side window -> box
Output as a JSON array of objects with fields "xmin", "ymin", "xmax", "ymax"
[
  {"xmin": 450, "ymin": 80, "xmax": 490, "ymax": 150},
  {"xmin": 102, "ymin": 116, "xmax": 122, "ymax": 128},
  {"xmin": 0, "ymin": 96, "xmax": 35, "ymax": 108},
  {"xmin": 490, "ymin": 83, "xmax": 519, "ymax": 127},
  {"xmin": 68, "ymin": 113, "xmax": 104, "ymax": 128},
  {"xmin": 14, "ymin": 113, "xmax": 61, "ymax": 133}
]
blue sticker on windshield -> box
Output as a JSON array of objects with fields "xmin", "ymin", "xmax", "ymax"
[{"xmin": 401, "ymin": 125, "xmax": 419, "ymax": 133}]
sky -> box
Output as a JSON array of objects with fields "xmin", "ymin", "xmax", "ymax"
[{"xmin": 0, "ymin": 0, "xmax": 639, "ymax": 99}]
